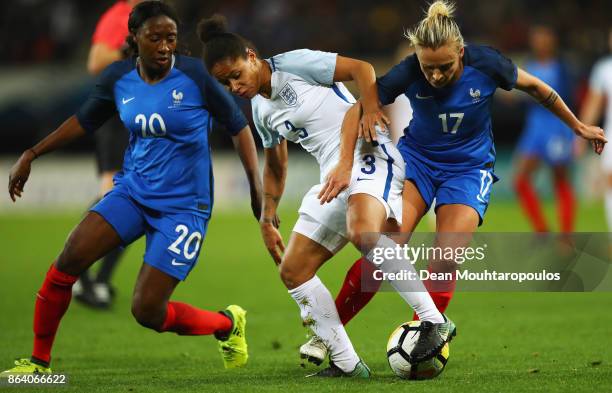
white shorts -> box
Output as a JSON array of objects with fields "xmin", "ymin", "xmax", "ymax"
[
  {"xmin": 602, "ymin": 132, "xmax": 612, "ymax": 172},
  {"xmin": 293, "ymin": 141, "xmax": 404, "ymax": 253}
]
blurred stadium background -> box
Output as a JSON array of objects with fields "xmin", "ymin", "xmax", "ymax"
[
  {"xmin": 1, "ymin": 1, "xmax": 611, "ymax": 391},
  {"xmin": 0, "ymin": 0, "xmax": 610, "ymax": 213}
]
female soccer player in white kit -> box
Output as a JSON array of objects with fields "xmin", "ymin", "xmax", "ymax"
[
  {"xmin": 581, "ymin": 28, "xmax": 612, "ymax": 232},
  {"xmin": 198, "ymin": 15, "xmax": 454, "ymax": 377}
]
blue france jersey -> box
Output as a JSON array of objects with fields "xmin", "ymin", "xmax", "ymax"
[
  {"xmin": 377, "ymin": 45, "xmax": 518, "ymax": 170},
  {"xmin": 76, "ymin": 55, "xmax": 247, "ymax": 218},
  {"xmin": 523, "ymin": 59, "xmax": 572, "ymax": 135}
]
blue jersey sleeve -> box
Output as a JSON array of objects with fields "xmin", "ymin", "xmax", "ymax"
[
  {"xmin": 376, "ymin": 54, "xmax": 421, "ymax": 106},
  {"xmin": 464, "ymin": 45, "xmax": 518, "ymax": 91},
  {"xmin": 76, "ymin": 60, "xmax": 131, "ymax": 133},
  {"xmin": 177, "ymin": 56, "xmax": 247, "ymax": 136}
]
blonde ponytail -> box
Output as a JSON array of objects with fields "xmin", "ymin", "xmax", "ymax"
[{"xmin": 405, "ymin": 1, "xmax": 464, "ymax": 50}]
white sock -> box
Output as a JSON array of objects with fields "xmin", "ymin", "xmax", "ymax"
[
  {"xmin": 289, "ymin": 276, "xmax": 360, "ymax": 372},
  {"xmin": 367, "ymin": 235, "xmax": 444, "ymax": 323},
  {"xmin": 605, "ymin": 189, "xmax": 612, "ymax": 232}
]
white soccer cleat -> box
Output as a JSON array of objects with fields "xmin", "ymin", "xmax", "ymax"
[{"xmin": 300, "ymin": 335, "xmax": 328, "ymax": 366}]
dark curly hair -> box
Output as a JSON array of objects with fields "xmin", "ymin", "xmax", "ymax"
[{"xmin": 197, "ymin": 14, "xmax": 258, "ymax": 70}]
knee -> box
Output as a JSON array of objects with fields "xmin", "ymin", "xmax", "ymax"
[
  {"xmin": 279, "ymin": 260, "xmax": 312, "ymax": 290},
  {"xmin": 56, "ymin": 231, "xmax": 87, "ymax": 274},
  {"xmin": 347, "ymin": 223, "xmax": 379, "ymax": 252},
  {"xmin": 347, "ymin": 227, "xmax": 363, "ymax": 250},
  {"xmin": 131, "ymin": 296, "xmax": 166, "ymax": 332}
]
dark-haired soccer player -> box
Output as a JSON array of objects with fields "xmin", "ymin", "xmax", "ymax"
[{"xmin": 2, "ymin": 1, "xmax": 260, "ymax": 375}]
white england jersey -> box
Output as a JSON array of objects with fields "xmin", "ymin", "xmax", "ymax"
[
  {"xmin": 589, "ymin": 56, "xmax": 612, "ymax": 133},
  {"xmin": 252, "ymin": 49, "xmax": 392, "ymax": 179},
  {"xmin": 589, "ymin": 55, "xmax": 612, "ymax": 171},
  {"xmin": 251, "ymin": 49, "xmax": 403, "ymax": 250}
]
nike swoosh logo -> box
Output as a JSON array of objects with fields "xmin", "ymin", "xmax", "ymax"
[
  {"xmin": 357, "ymin": 177, "xmax": 374, "ymax": 181},
  {"xmin": 171, "ymin": 259, "xmax": 188, "ymax": 266},
  {"xmin": 415, "ymin": 93, "xmax": 434, "ymax": 99},
  {"xmin": 122, "ymin": 97, "xmax": 135, "ymax": 104}
]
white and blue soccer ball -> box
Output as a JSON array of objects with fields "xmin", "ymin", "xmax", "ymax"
[{"xmin": 386, "ymin": 320, "xmax": 450, "ymax": 380}]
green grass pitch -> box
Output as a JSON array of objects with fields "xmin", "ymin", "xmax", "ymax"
[{"xmin": 0, "ymin": 201, "xmax": 611, "ymax": 392}]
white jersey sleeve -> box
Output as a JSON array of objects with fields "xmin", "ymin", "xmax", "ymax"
[
  {"xmin": 252, "ymin": 104, "xmax": 283, "ymax": 148},
  {"xmin": 589, "ymin": 58, "xmax": 612, "ymax": 93},
  {"xmin": 269, "ymin": 49, "xmax": 337, "ymax": 86}
]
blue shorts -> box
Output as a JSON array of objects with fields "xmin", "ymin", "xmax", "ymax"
[
  {"xmin": 398, "ymin": 144, "xmax": 499, "ymax": 226},
  {"xmin": 516, "ymin": 125, "xmax": 575, "ymax": 165},
  {"xmin": 90, "ymin": 185, "xmax": 209, "ymax": 280}
]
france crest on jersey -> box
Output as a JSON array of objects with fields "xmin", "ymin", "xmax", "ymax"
[{"xmin": 76, "ymin": 55, "xmax": 247, "ymax": 218}]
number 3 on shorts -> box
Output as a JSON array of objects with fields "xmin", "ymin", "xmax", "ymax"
[
  {"xmin": 360, "ymin": 154, "xmax": 376, "ymax": 175},
  {"xmin": 168, "ymin": 224, "xmax": 202, "ymax": 260}
]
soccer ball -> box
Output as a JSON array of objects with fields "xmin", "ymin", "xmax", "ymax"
[{"xmin": 386, "ymin": 321, "xmax": 449, "ymax": 380}]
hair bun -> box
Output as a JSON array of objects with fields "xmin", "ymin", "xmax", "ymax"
[
  {"xmin": 427, "ymin": 0, "xmax": 455, "ymax": 19},
  {"xmin": 197, "ymin": 14, "xmax": 229, "ymax": 43}
]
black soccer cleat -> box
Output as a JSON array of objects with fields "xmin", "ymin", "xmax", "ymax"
[{"xmin": 410, "ymin": 316, "xmax": 456, "ymax": 363}]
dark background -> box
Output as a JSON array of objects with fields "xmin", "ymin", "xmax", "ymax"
[{"xmin": 0, "ymin": 0, "xmax": 609, "ymax": 154}]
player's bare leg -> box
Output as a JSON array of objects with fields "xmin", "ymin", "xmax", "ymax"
[
  {"xmin": 281, "ymin": 233, "xmax": 368, "ymax": 377},
  {"xmin": 401, "ymin": 180, "xmax": 429, "ymax": 233},
  {"xmin": 424, "ymin": 204, "xmax": 478, "ymax": 331},
  {"xmin": 74, "ymin": 170, "xmax": 123, "ymax": 309}
]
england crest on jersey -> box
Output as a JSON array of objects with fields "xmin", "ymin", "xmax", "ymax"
[{"xmin": 279, "ymin": 83, "xmax": 298, "ymax": 107}]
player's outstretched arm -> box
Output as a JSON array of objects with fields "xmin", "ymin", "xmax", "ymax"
[
  {"xmin": 318, "ymin": 102, "xmax": 362, "ymax": 204},
  {"xmin": 231, "ymin": 125, "xmax": 265, "ymax": 222},
  {"xmin": 8, "ymin": 115, "xmax": 86, "ymax": 202},
  {"xmin": 515, "ymin": 68, "xmax": 607, "ymax": 154},
  {"xmin": 260, "ymin": 140, "xmax": 288, "ymax": 265},
  {"xmin": 334, "ymin": 56, "xmax": 389, "ymax": 143}
]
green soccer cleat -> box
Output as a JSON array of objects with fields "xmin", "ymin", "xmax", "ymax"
[
  {"xmin": 217, "ymin": 305, "xmax": 248, "ymax": 369},
  {"xmin": 0, "ymin": 359, "xmax": 51, "ymax": 377},
  {"xmin": 307, "ymin": 360, "xmax": 371, "ymax": 378}
]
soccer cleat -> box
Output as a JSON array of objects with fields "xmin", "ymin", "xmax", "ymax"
[
  {"xmin": 446, "ymin": 315, "xmax": 457, "ymax": 343},
  {"xmin": 0, "ymin": 359, "xmax": 51, "ymax": 377},
  {"xmin": 410, "ymin": 314, "xmax": 456, "ymax": 363},
  {"xmin": 300, "ymin": 335, "xmax": 328, "ymax": 366},
  {"xmin": 217, "ymin": 305, "xmax": 248, "ymax": 369},
  {"xmin": 92, "ymin": 282, "xmax": 114, "ymax": 308},
  {"xmin": 307, "ymin": 360, "xmax": 370, "ymax": 378}
]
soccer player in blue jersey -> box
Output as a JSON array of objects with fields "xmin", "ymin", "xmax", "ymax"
[
  {"xmin": 321, "ymin": 1, "xmax": 606, "ymax": 326},
  {"xmin": 2, "ymin": 1, "xmax": 260, "ymax": 375},
  {"xmin": 514, "ymin": 25, "xmax": 576, "ymax": 233}
]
